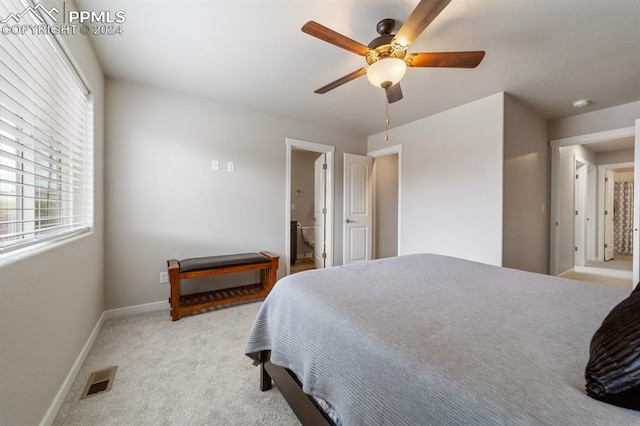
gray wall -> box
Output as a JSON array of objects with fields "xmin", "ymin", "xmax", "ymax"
[
  {"xmin": 104, "ymin": 79, "xmax": 365, "ymax": 309},
  {"xmin": 374, "ymin": 154, "xmax": 398, "ymax": 259},
  {"xmin": 291, "ymin": 150, "xmax": 320, "ymax": 258},
  {"xmin": 368, "ymin": 93, "xmax": 505, "ymax": 266},
  {"xmin": 597, "ymin": 148, "xmax": 634, "ymax": 165},
  {"xmin": 367, "ymin": 92, "xmax": 551, "ymax": 272},
  {"xmin": 502, "ymin": 95, "xmax": 549, "ymax": 273},
  {"xmin": 549, "ymin": 100, "xmax": 640, "ymax": 139},
  {"xmin": 0, "ymin": 0, "xmax": 105, "ymax": 423}
]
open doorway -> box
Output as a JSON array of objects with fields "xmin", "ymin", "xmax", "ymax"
[
  {"xmin": 551, "ymin": 130, "xmax": 635, "ymax": 290},
  {"xmin": 599, "ymin": 164, "xmax": 635, "ymax": 274},
  {"xmin": 372, "ymin": 152, "xmax": 400, "ymax": 259},
  {"xmin": 564, "ymin": 161, "xmax": 634, "ymax": 289},
  {"xmin": 290, "ymin": 150, "xmax": 323, "ymax": 273},
  {"xmin": 601, "ymin": 164, "xmax": 635, "ymax": 262},
  {"xmin": 285, "ymin": 138, "xmax": 335, "ymax": 276},
  {"xmin": 342, "ymin": 146, "xmax": 401, "ymax": 265}
]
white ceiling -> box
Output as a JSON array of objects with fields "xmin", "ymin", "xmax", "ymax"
[{"xmin": 76, "ymin": 0, "xmax": 640, "ymax": 136}]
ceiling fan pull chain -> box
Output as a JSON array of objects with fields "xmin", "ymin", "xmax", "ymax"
[{"xmin": 385, "ymin": 99, "xmax": 390, "ymax": 142}]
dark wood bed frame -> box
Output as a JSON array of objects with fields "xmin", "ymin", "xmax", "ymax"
[{"xmin": 259, "ymin": 350, "xmax": 332, "ymax": 426}]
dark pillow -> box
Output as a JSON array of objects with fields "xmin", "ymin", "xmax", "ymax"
[{"xmin": 585, "ymin": 284, "xmax": 640, "ymax": 410}]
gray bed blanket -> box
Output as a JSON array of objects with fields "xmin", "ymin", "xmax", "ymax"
[{"xmin": 245, "ymin": 254, "xmax": 640, "ymax": 425}]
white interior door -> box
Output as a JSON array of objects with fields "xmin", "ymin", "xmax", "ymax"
[
  {"xmin": 343, "ymin": 153, "xmax": 373, "ymax": 264},
  {"xmin": 314, "ymin": 154, "xmax": 326, "ymax": 269},
  {"xmin": 604, "ymin": 169, "xmax": 615, "ymax": 261}
]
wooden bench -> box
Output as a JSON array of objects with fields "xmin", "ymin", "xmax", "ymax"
[{"xmin": 167, "ymin": 251, "xmax": 279, "ymax": 321}]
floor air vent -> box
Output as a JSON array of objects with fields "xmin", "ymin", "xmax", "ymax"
[{"xmin": 80, "ymin": 366, "xmax": 117, "ymax": 400}]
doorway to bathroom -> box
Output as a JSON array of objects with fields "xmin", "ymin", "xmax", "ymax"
[{"xmin": 285, "ymin": 138, "xmax": 335, "ymax": 275}]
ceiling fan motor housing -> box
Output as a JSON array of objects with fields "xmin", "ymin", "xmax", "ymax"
[{"xmin": 366, "ymin": 24, "xmax": 407, "ymax": 66}]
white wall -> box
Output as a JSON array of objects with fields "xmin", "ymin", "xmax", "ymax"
[
  {"xmin": 105, "ymin": 79, "xmax": 365, "ymax": 309},
  {"xmin": 502, "ymin": 94, "xmax": 549, "ymax": 273},
  {"xmin": 0, "ymin": 0, "xmax": 105, "ymax": 423},
  {"xmin": 374, "ymin": 154, "xmax": 398, "ymax": 259},
  {"xmin": 614, "ymin": 171, "xmax": 634, "ymax": 181},
  {"xmin": 368, "ymin": 93, "xmax": 504, "ymax": 266}
]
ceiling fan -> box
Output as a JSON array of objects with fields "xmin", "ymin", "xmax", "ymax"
[{"xmin": 301, "ymin": 0, "xmax": 485, "ymax": 103}]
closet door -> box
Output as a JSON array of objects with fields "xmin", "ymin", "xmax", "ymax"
[{"xmin": 343, "ymin": 153, "xmax": 372, "ymax": 264}]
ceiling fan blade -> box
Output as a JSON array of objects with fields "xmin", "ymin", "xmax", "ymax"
[
  {"xmin": 385, "ymin": 83, "xmax": 403, "ymax": 104},
  {"xmin": 314, "ymin": 68, "xmax": 368, "ymax": 94},
  {"xmin": 406, "ymin": 51, "xmax": 485, "ymax": 68},
  {"xmin": 392, "ymin": 0, "xmax": 452, "ymax": 50},
  {"xmin": 302, "ymin": 21, "xmax": 371, "ymax": 56}
]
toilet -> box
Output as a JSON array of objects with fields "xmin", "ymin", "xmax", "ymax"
[{"xmin": 300, "ymin": 226, "xmax": 315, "ymax": 257}]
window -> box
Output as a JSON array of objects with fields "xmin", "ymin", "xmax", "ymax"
[{"xmin": 0, "ymin": 0, "xmax": 91, "ymax": 253}]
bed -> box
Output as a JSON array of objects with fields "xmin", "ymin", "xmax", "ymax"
[{"xmin": 245, "ymin": 253, "xmax": 640, "ymax": 425}]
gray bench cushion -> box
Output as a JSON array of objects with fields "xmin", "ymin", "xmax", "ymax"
[{"xmin": 179, "ymin": 253, "xmax": 269, "ymax": 273}]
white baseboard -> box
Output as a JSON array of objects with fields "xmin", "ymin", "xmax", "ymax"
[
  {"xmin": 40, "ymin": 310, "xmax": 106, "ymax": 426},
  {"xmin": 40, "ymin": 299, "xmax": 169, "ymax": 425},
  {"xmin": 558, "ymin": 268, "xmax": 573, "ymax": 277},
  {"xmin": 103, "ymin": 300, "xmax": 169, "ymax": 320}
]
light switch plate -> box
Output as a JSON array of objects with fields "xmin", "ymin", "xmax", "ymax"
[
  {"xmin": 211, "ymin": 160, "xmax": 219, "ymax": 171},
  {"xmin": 227, "ymin": 162, "xmax": 235, "ymax": 172}
]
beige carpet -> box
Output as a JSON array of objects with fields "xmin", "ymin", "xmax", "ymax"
[
  {"xmin": 560, "ymin": 256, "xmax": 633, "ymax": 290},
  {"xmin": 53, "ymin": 302, "xmax": 300, "ymax": 425}
]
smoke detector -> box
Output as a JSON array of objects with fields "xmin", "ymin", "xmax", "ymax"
[{"xmin": 572, "ymin": 99, "xmax": 590, "ymax": 108}]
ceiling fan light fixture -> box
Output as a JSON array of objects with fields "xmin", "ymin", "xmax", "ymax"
[{"xmin": 367, "ymin": 58, "xmax": 407, "ymax": 88}]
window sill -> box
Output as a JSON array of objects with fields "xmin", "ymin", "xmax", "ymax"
[{"xmin": 0, "ymin": 229, "xmax": 93, "ymax": 269}]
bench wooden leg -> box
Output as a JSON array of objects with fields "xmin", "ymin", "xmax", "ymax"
[
  {"xmin": 168, "ymin": 260, "xmax": 181, "ymax": 321},
  {"xmin": 260, "ymin": 251, "xmax": 280, "ymax": 292}
]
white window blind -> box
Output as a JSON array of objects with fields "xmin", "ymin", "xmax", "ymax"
[{"xmin": 0, "ymin": 0, "xmax": 91, "ymax": 253}]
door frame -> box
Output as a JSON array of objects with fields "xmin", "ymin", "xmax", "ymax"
[
  {"xmin": 586, "ymin": 162, "xmax": 597, "ymax": 261},
  {"xmin": 313, "ymin": 153, "xmax": 327, "ymax": 269},
  {"xmin": 573, "ymin": 157, "xmax": 587, "ymax": 267},
  {"xmin": 368, "ymin": 144, "xmax": 402, "ymax": 257},
  {"xmin": 285, "ymin": 138, "xmax": 335, "ymax": 275},
  {"xmin": 550, "ymin": 126, "xmax": 636, "ymax": 276}
]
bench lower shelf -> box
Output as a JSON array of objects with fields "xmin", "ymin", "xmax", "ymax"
[{"xmin": 174, "ymin": 283, "xmax": 268, "ymax": 316}]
